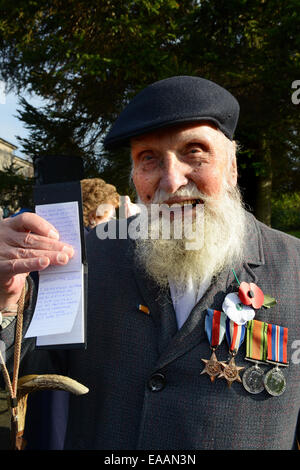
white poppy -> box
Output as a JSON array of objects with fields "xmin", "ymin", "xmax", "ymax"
[{"xmin": 222, "ymin": 292, "xmax": 255, "ymax": 325}]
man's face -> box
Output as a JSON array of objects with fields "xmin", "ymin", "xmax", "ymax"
[
  {"xmin": 131, "ymin": 122, "xmax": 245, "ymax": 289},
  {"xmin": 131, "ymin": 122, "xmax": 237, "ymax": 204}
]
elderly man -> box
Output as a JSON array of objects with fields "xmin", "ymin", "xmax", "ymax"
[{"xmin": 0, "ymin": 76, "xmax": 300, "ymax": 450}]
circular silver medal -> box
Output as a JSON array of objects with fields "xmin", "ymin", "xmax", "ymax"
[
  {"xmin": 263, "ymin": 367, "xmax": 286, "ymax": 396},
  {"xmin": 242, "ymin": 365, "xmax": 265, "ymax": 394}
]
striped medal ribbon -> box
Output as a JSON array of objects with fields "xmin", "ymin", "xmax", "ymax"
[
  {"xmin": 218, "ymin": 318, "xmax": 246, "ymax": 387},
  {"xmin": 263, "ymin": 323, "xmax": 289, "ymax": 396},
  {"xmin": 200, "ymin": 309, "xmax": 226, "ymax": 382},
  {"xmin": 225, "ymin": 318, "xmax": 246, "ymax": 355},
  {"xmin": 242, "ymin": 319, "xmax": 268, "ymax": 394},
  {"xmin": 266, "ymin": 323, "xmax": 288, "ymax": 365},
  {"xmin": 204, "ymin": 308, "xmax": 226, "ymax": 349}
]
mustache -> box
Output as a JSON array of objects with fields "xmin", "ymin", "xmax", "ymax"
[{"xmin": 150, "ymin": 182, "xmax": 213, "ymax": 205}]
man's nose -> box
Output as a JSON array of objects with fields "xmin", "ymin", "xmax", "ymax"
[{"xmin": 159, "ymin": 153, "xmax": 189, "ymax": 194}]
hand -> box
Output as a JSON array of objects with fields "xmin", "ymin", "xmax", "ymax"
[{"xmin": 0, "ymin": 212, "xmax": 74, "ymax": 306}]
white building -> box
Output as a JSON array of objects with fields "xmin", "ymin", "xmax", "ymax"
[
  {"xmin": 0, "ymin": 137, "xmax": 33, "ymax": 177},
  {"xmin": 0, "ymin": 137, "xmax": 34, "ymax": 217}
]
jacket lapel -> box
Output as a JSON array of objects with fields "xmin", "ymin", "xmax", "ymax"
[{"xmin": 130, "ymin": 247, "xmax": 178, "ymax": 354}]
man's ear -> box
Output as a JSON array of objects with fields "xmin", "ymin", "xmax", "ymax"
[{"xmin": 227, "ymin": 141, "xmax": 238, "ymax": 187}]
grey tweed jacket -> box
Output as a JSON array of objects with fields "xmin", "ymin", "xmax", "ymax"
[{"xmin": 1, "ymin": 212, "xmax": 300, "ymax": 450}]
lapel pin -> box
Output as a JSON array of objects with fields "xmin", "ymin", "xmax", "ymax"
[{"xmin": 138, "ymin": 304, "xmax": 150, "ymax": 315}]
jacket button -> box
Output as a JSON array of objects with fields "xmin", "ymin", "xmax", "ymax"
[{"xmin": 148, "ymin": 373, "xmax": 166, "ymax": 392}]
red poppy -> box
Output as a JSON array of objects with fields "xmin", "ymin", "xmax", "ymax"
[{"xmin": 238, "ymin": 282, "xmax": 264, "ymax": 309}]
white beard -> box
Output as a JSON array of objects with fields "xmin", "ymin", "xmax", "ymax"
[{"xmin": 134, "ymin": 182, "xmax": 246, "ymax": 293}]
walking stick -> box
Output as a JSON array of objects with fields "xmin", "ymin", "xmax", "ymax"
[{"xmin": 0, "ymin": 285, "xmax": 88, "ymax": 450}]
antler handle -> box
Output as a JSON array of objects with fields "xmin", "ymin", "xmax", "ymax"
[{"xmin": 10, "ymin": 374, "xmax": 89, "ymax": 450}]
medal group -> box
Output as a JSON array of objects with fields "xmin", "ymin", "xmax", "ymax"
[{"xmin": 201, "ymin": 273, "xmax": 289, "ymax": 397}]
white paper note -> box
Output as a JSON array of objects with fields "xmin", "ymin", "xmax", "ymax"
[
  {"xmin": 25, "ymin": 201, "xmax": 85, "ymax": 346},
  {"xmin": 35, "ymin": 201, "xmax": 82, "ymax": 273},
  {"xmin": 36, "ymin": 268, "xmax": 85, "ymax": 345}
]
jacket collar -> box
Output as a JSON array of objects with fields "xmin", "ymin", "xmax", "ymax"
[
  {"xmin": 242, "ymin": 212, "xmax": 265, "ymax": 266},
  {"xmin": 237, "ymin": 212, "xmax": 265, "ymax": 286}
]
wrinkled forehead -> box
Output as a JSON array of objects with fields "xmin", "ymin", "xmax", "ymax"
[
  {"xmin": 130, "ymin": 121, "xmax": 229, "ymax": 151},
  {"xmin": 130, "ymin": 122, "xmax": 234, "ymax": 160}
]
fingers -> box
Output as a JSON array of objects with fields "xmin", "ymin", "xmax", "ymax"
[
  {"xmin": 6, "ymin": 246, "xmax": 72, "ymax": 265},
  {"xmin": 0, "ymin": 212, "xmax": 75, "ymax": 282},
  {"xmin": 2, "ymin": 213, "xmax": 74, "ymax": 258},
  {"xmin": 6, "ymin": 212, "xmax": 60, "ymax": 239},
  {"xmin": 0, "ymin": 258, "xmax": 48, "ymax": 283},
  {"xmin": 0, "ymin": 251, "xmax": 70, "ymax": 281},
  {"xmin": 0, "ymin": 212, "xmax": 76, "ymax": 304},
  {"xmin": 7, "ymin": 230, "xmax": 74, "ymax": 255}
]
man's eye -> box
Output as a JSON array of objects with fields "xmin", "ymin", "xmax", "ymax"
[
  {"xmin": 142, "ymin": 154, "xmax": 154, "ymax": 161},
  {"xmin": 188, "ymin": 143, "xmax": 208, "ymax": 154},
  {"xmin": 187, "ymin": 148, "xmax": 203, "ymax": 156}
]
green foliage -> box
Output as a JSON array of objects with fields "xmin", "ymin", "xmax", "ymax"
[
  {"xmin": 0, "ymin": 0, "xmax": 190, "ymax": 195},
  {"xmin": 288, "ymin": 230, "xmax": 300, "ymax": 239},
  {"xmin": 271, "ymin": 192, "xmax": 300, "ymax": 232},
  {"xmin": 0, "ymin": 0, "xmax": 299, "ymax": 209},
  {"xmin": 0, "ymin": 161, "xmax": 34, "ymax": 214}
]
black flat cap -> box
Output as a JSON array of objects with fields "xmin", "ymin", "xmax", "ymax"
[{"xmin": 103, "ymin": 76, "xmax": 240, "ymax": 150}]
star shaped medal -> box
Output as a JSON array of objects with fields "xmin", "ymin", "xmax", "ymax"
[
  {"xmin": 219, "ymin": 355, "xmax": 245, "ymax": 387},
  {"xmin": 201, "ymin": 349, "xmax": 223, "ymax": 382},
  {"xmin": 219, "ymin": 318, "xmax": 246, "ymax": 387},
  {"xmin": 201, "ymin": 309, "xmax": 226, "ymax": 382}
]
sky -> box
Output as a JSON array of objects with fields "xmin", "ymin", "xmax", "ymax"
[{"xmin": 0, "ymin": 87, "xmax": 42, "ymax": 160}]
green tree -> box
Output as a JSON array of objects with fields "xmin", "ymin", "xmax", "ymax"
[
  {"xmin": 0, "ymin": 0, "xmax": 188, "ymax": 195},
  {"xmin": 0, "ymin": 0, "xmax": 299, "ymax": 221},
  {"xmin": 178, "ymin": 0, "xmax": 300, "ymax": 224},
  {"xmin": 0, "ymin": 161, "xmax": 34, "ymax": 214}
]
